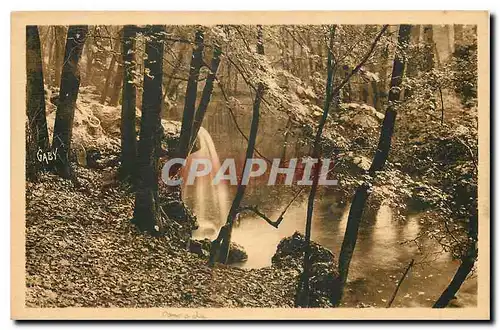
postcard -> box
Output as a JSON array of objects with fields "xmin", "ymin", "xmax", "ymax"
[{"xmin": 12, "ymin": 11, "xmax": 490, "ymax": 320}]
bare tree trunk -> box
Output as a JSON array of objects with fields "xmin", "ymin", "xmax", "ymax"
[
  {"xmin": 189, "ymin": 46, "xmax": 222, "ymax": 150},
  {"xmin": 53, "ymin": 26, "xmax": 65, "ymax": 88},
  {"xmin": 52, "ymin": 25, "xmax": 88, "ymax": 179},
  {"xmin": 176, "ymin": 30, "xmax": 204, "ymax": 160},
  {"xmin": 210, "ymin": 26, "xmax": 266, "ymax": 265},
  {"xmin": 109, "ymin": 65, "xmax": 123, "ymax": 106},
  {"xmin": 433, "ymin": 211, "xmax": 478, "ymax": 308},
  {"xmin": 46, "ymin": 27, "xmax": 55, "ymax": 86},
  {"xmin": 369, "ymin": 26, "xmax": 411, "ymax": 174},
  {"xmin": 295, "ymin": 25, "xmax": 336, "ymax": 308},
  {"xmin": 39, "ymin": 26, "xmax": 51, "ymax": 86},
  {"xmin": 162, "ymin": 44, "xmax": 187, "ymax": 103},
  {"xmin": 454, "ymin": 24, "xmax": 464, "ymax": 51},
  {"xmin": 101, "ymin": 34, "xmax": 120, "ymax": 104},
  {"xmin": 132, "ymin": 25, "xmax": 165, "ymax": 234},
  {"xmin": 119, "ymin": 25, "xmax": 138, "ymax": 182},
  {"xmin": 379, "ymin": 45, "xmax": 389, "ymax": 106},
  {"xmin": 422, "ymin": 25, "xmax": 434, "ymax": 72},
  {"xmin": 336, "ymin": 24, "xmax": 412, "ymax": 305},
  {"xmin": 26, "ymin": 25, "xmax": 49, "ymax": 151},
  {"xmin": 26, "ymin": 25, "xmax": 50, "ymax": 180},
  {"xmin": 84, "ymin": 27, "xmax": 96, "ymax": 87},
  {"xmin": 387, "ymin": 259, "xmax": 414, "ymax": 307},
  {"xmin": 306, "ymin": 33, "xmax": 315, "ymax": 75},
  {"xmin": 446, "ymin": 25, "xmax": 454, "ymax": 58}
]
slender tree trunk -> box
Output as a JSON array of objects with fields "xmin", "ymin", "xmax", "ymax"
[
  {"xmin": 295, "ymin": 25, "xmax": 336, "ymax": 308},
  {"xmin": 210, "ymin": 26, "xmax": 266, "ymax": 265},
  {"xmin": 433, "ymin": 211, "xmax": 478, "ymax": 308},
  {"xmin": 379, "ymin": 45, "xmax": 389, "ymax": 106},
  {"xmin": 422, "ymin": 25, "xmax": 434, "ymax": 72},
  {"xmin": 26, "ymin": 25, "xmax": 49, "ymax": 151},
  {"xmin": 101, "ymin": 35, "xmax": 120, "ymax": 104},
  {"xmin": 369, "ymin": 26, "xmax": 411, "ymax": 174},
  {"xmin": 188, "ymin": 46, "xmax": 222, "ymax": 150},
  {"xmin": 119, "ymin": 25, "xmax": 138, "ymax": 182},
  {"xmin": 306, "ymin": 33, "xmax": 315, "ymax": 75},
  {"xmin": 162, "ymin": 44, "xmax": 187, "ymax": 103},
  {"xmin": 46, "ymin": 27, "xmax": 55, "ymax": 86},
  {"xmin": 132, "ymin": 25, "xmax": 165, "ymax": 234},
  {"xmin": 110, "ymin": 66, "xmax": 123, "ymax": 106},
  {"xmin": 108, "ymin": 29, "xmax": 124, "ymax": 106},
  {"xmin": 53, "ymin": 26, "xmax": 65, "ymax": 88},
  {"xmin": 453, "ymin": 24, "xmax": 464, "ymax": 51},
  {"xmin": 387, "ymin": 259, "xmax": 414, "ymax": 307},
  {"xmin": 39, "ymin": 26, "xmax": 50, "ymax": 86},
  {"xmin": 176, "ymin": 30, "xmax": 204, "ymax": 161},
  {"xmin": 446, "ymin": 25, "xmax": 454, "ymax": 58},
  {"xmin": 109, "ymin": 29, "xmax": 125, "ymax": 106},
  {"xmin": 336, "ymin": 25, "xmax": 412, "ymax": 305},
  {"xmin": 84, "ymin": 27, "xmax": 96, "ymax": 87},
  {"xmin": 52, "ymin": 25, "xmax": 88, "ymax": 179},
  {"xmin": 405, "ymin": 25, "xmax": 420, "ymax": 82}
]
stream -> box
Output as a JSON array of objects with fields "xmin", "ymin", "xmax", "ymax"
[{"xmin": 170, "ymin": 97, "xmax": 477, "ymax": 308}]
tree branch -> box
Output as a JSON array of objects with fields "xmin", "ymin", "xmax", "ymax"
[
  {"xmin": 329, "ymin": 25, "xmax": 389, "ymax": 108},
  {"xmin": 238, "ymin": 186, "xmax": 305, "ymax": 228}
]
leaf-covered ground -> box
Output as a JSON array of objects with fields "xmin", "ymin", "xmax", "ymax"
[{"xmin": 25, "ymin": 167, "xmax": 299, "ymax": 308}]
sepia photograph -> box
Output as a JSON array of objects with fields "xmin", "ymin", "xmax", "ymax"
[{"xmin": 11, "ymin": 11, "xmax": 490, "ymax": 320}]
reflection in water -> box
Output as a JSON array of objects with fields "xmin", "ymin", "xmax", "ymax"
[
  {"xmin": 370, "ymin": 204, "xmax": 398, "ymax": 267},
  {"xmin": 183, "ymin": 127, "xmax": 230, "ymax": 238},
  {"xmin": 177, "ymin": 99, "xmax": 476, "ymax": 308}
]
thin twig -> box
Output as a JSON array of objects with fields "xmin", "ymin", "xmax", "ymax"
[{"xmin": 386, "ymin": 259, "xmax": 415, "ymax": 307}]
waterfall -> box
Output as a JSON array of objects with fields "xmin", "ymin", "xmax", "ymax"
[{"xmin": 182, "ymin": 127, "xmax": 230, "ymax": 239}]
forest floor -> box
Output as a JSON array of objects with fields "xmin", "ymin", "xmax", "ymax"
[{"xmin": 25, "ymin": 166, "xmax": 300, "ymax": 308}]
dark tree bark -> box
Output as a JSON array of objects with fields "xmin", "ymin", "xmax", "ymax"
[
  {"xmin": 369, "ymin": 25, "xmax": 411, "ymax": 174},
  {"xmin": 26, "ymin": 25, "xmax": 50, "ymax": 180},
  {"xmin": 177, "ymin": 30, "xmax": 204, "ymax": 160},
  {"xmin": 210, "ymin": 26, "xmax": 265, "ymax": 265},
  {"xmin": 336, "ymin": 24, "xmax": 412, "ymax": 305},
  {"xmin": 52, "ymin": 25, "xmax": 88, "ymax": 179},
  {"xmin": 132, "ymin": 25, "xmax": 165, "ymax": 234},
  {"xmin": 100, "ymin": 34, "xmax": 120, "ymax": 104},
  {"xmin": 119, "ymin": 25, "xmax": 138, "ymax": 182},
  {"xmin": 295, "ymin": 25, "xmax": 336, "ymax": 308},
  {"xmin": 26, "ymin": 25, "xmax": 49, "ymax": 151},
  {"xmin": 188, "ymin": 45, "xmax": 222, "ymax": 151},
  {"xmin": 433, "ymin": 209, "xmax": 478, "ymax": 307}
]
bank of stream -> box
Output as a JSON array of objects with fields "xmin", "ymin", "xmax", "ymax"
[{"xmin": 179, "ymin": 98, "xmax": 477, "ymax": 308}]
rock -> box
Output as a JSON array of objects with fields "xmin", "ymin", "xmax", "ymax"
[
  {"xmin": 189, "ymin": 238, "xmax": 248, "ymax": 264},
  {"xmin": 162, "ymin": 199, "xmax": 193, "ymax": 224},
  {"xmin": 272, "ymin": 231, "xmax": 340, "ymax": 307},
  {"xmin": 227, "ymin": 242, "xmax": 248, "ymax": 264},
  {"xmin": 188, "ymin": 240, "xmax": 209, "ymax": 257},
  {"xmin": 272, "ymin": 231, "xmax": 335, "ymax": 269}
]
